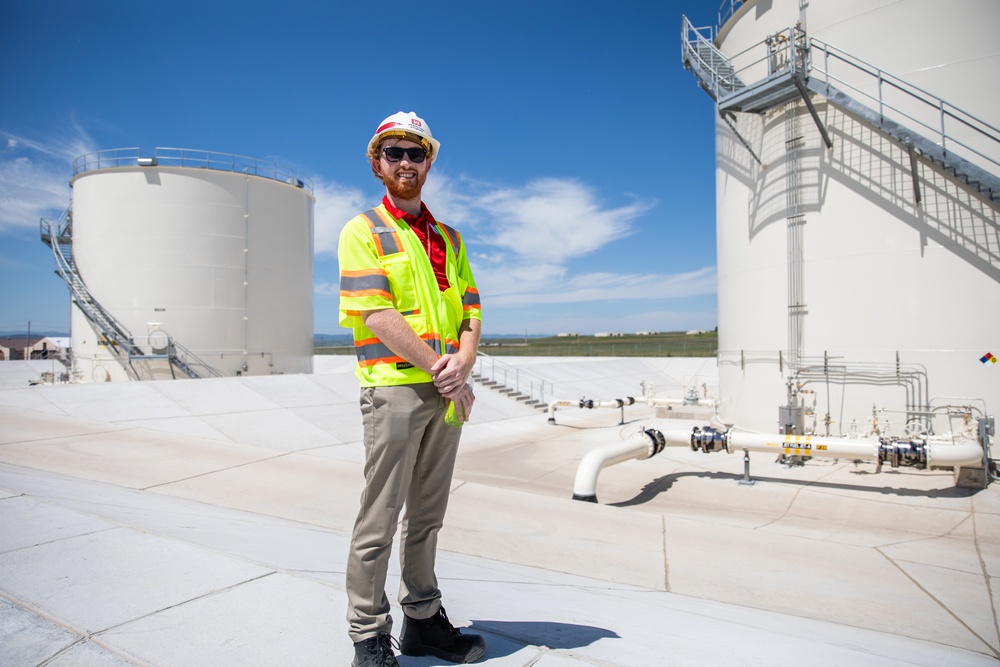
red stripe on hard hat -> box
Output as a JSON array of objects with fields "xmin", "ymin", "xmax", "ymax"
[{"xmin": 376, "ymin": 122, "xmax": 400, "ymax": 134}]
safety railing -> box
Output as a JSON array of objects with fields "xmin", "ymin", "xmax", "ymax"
[
  {"xmin": 72, "ymin": 147, "xmax": 314, "ymax": 194},
  {"xmin": 129, "ymin": 336, "xmax": 223, "ymax": 379},
  {"xmin": 474, "ymin": 353, "xmax": 554, "ymax": 407},
  {"xmin": 718, "ymin": 0, "xmax": 745, "ymax": 32},
  {"xmin": 41, "ymin": 210, "xmax": 221, "ymax": 380},
  {"xmin": 41, "ymin": 212, "xmax": 139, "ymax": 358},
  {"xmin": 682, "ymin": 16, "xmax": 1000, "ymax": 194},
  {"xmin": 808, "ymin": 37, "xmax": 1000, "ymax": 176},
  {"xmin": 720, "ymin": 24, "xmax": 806, "ymax": 93}
]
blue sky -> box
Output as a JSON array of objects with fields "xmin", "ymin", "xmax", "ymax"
[{"xmin": 0, "ymin": 0, "xmax": 721, "ymax": 336}]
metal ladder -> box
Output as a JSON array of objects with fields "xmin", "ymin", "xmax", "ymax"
[{"xmin": 680, "ymin": 15, "xmax": 1000, "ymax": 205}]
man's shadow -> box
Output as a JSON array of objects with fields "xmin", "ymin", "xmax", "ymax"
[
  {"xmin": 396, "ymin": 619, "xmax": 617, "ymax": 665},
  {"xmin": 469, "ymin": 619, "xmax": 617, "ymax": 658}
]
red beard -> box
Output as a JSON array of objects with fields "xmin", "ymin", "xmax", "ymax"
[{"xmin": 382, "ymin": 166, "xmax": 426, "ymax": 200}]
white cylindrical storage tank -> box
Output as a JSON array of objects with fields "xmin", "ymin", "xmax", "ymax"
[
  {"xmin": 69, "ymin": 148, "xmax": 315, "ymax": 382},
  {"xmin": 712, "ymin": 0, "xmax": 1000, "ymax": 437}
]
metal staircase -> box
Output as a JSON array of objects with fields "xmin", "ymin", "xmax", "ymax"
[
  {"xmin": 681, "ymin": 16, "xmax": 1000, "ymax": 205},
  {"xmin": 40, "ymin": 209, "xmax": 215, "ymax": 380},
  {"xmin": 472, "ymin": 354, "xmax": 552, "ymax": 411},
  {"xmin": 683, "ymin": 23, "xmax": 747, "ymax": 101}
]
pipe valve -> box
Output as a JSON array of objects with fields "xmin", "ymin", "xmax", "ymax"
[
  {"xmin": 879, "ymin": 438, "xmax": 927, "ymax": 468},
  {"xmin": 691, "ymin": 426, "xmax": 729, "ymax": 454}
]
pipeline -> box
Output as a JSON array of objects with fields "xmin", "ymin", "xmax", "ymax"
[
  {"xmin": 572, "ymin": 428, "xmax": 666, "ymax": 502},
  {"xmin": 684, "ymin": 427, "xmax": 986, "ymax": 470},
  {"xmin": 547, "ymin": 396, "xmax": 635, "ymax": 424},
  {"xmin": 572, "ymin": 420, "xmax": 992, "ymax": 503},
  {"xmin": 641, "ymin": 383, "xmax": 718, "ymax": 409}
]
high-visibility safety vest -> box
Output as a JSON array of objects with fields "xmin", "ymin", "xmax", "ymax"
[{"xmin": 338, "ymin": 203, "xmax": 482, "ymax": 387}]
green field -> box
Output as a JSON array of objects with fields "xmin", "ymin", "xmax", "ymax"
[{"xmin": 316, "ymin": 331, "xmax": 717, "ymax": 358}]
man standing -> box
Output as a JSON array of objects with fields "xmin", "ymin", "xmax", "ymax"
[{"xmin": 339, "ymin": 112, "xmax": 485, "ymax": 667}]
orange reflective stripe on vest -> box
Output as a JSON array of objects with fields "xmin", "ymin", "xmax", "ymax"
[{"xmin": 359, "ymin": 208, "xmax": 403, "ymax": 256}]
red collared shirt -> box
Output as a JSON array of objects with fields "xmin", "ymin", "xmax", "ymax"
[{"xmin": 381, "ymin": 195, "xmax": 449, "ymax": 291}]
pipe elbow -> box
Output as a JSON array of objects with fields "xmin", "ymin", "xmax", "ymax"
[
  {"xmin": 926, "ymin": 440, "xmax": 984, "ymax": 468},
  {"xmin": 572, "ymin": 429, "xmax": 666, "ymax": 502}
]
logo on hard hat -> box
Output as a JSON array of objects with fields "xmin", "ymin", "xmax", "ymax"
[{"xmin": 411, "ymin": 118, "xmax": 423, "ymax": 128}]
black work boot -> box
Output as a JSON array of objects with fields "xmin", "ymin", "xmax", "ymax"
[
  {"xmin": 351, "ymin": 632, "xmax": 399, "ymax": 667},
  {"xmin": 399, "ymin": 607, "xmax": 486, "ymax": 663}
]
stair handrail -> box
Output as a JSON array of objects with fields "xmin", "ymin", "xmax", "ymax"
[
  {"xmin": 808, "ymin": 36, "xmax": 1000, "ymax": 175},
  {"xmin": 474, "ymin": 352, "xmax": 554, "ymax": 406},
  {"xmin": 683, "ymin": 16, "xmax": 1000, "ymax": 180},
  {"xmin": 683, "ymin": 17, "xmax": 805, "ymax": 102},
  {"xmin": 681, "ymin": 16, "xmax": 734, "ymax": 100},
  {"xmin": 41, "ymin": 211, "xmax": 223, "ymax": 381},
  {"xmin": 165, "ymin": 339, "xmax": 223, "ymax": 379},
  {"xmin": 41, "ymin": 214, "xmax": 139, "ymax": 355}
]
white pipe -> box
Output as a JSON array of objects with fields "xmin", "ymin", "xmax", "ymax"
[
  {"xmin": 926, "ymin": 439, "xmax": 985, "ymax": 468},
  {"xmin": 661, "ymin": 429, "xmax": 703, "ymax": 447},
  {"xmin": 727, "ymin": 432, "xmax": 882, "ymax": 461},
  {"xmin": 547, "ymin": 399, "xmax": 580, "ymax": 422},
  {"xmin": 647, "ymin": 396, "xmax": 719, "ymax": 408},
  {"xmin": 642, "ymin": 385, "xmax": 718, "ymax": 408},
  {"xmin": 572, "ymin": 429, "xmax": 665, "ymax": 502},
  {"xmin": 688, "ymin": 428, "xmax": 986, "ymax": 469},
  {"xmin": 547, "ymin": 396, "xmax": 635, "ymax": 424},
  {"xmin": 573, "ymin": 427, "xmax": 986, "ymax": 504}
]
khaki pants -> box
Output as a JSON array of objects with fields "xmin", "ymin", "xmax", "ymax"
[{"xmin": 346, "ymin": 382, "xmax": 462, "ymax": 643}]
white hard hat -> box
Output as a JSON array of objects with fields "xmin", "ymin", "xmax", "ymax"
[{"xmin": 367, "ymin": 111, "xmax": 440, "ymax": 160}]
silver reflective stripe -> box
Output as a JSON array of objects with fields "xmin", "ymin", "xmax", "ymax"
[
  {"xmin": 438, "ymin": 223, "xmax": 460, "ymax": 256},
  {"xmin": 355, "ymin": 340, "xmax": 396, "ymax": 364},
  {"xmin": 340, "ymin": 272, "xmax": 390, "ymax": 293},
  {"xmin": 355, "ymin": 336, "xmax": 451, "ymax": 363}
]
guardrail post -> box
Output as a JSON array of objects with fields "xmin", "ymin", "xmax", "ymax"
[
  {"xmin": 877, "ymin": 69, "xmax": 884, "ymax": 122},
  {"xmin": 940, "ymin": 100, "xmax": 947, "ymax": 155}
]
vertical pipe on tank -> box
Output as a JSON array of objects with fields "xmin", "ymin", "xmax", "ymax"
[
  {"xmin": 242, "ymin": 172, "xmax": 250, "ymax": 372},
  {"xmin": 786, "ymin": 106, "xmax": 805, "ymax": 371}
]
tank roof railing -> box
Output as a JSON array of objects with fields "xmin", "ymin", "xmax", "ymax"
[
  {"xmin": 718, "ymin": 0, "xmax": 745, "ymax": 33},
  {"xmin": 72, "ymin": 147, "xmax": 314, "ymax": 194}
]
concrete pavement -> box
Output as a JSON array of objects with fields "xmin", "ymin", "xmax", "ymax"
[{"xmin": 1, "ymin": 357, "xmax": 997, "ymax": 665}]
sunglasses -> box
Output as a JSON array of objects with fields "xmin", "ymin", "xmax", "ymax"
[{"xmin": 381, "ymin": 146, "xmax": 428, "ymax": 163}]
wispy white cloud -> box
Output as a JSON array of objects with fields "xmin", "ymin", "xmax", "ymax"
[
  {"xmin": 479, "ymin": 265, "xmax": 717, "ymax": 306},
  {"xmin": 313, "ymin": 169, "xmax": 713, "ymax": 328},
  {"xmin": 420, "ymin": 172, "xmax": 713, "ymax": 313},
  {"xmin": 475, "ymin": 178, "xmax": 654, "ymax": 263},
  {"xmin": 313, "ymin": 178, "xmax": 369, "ymax": 257},
  {"xmin": 0, "ymin": 129, "xmax": 98, "ymax": 232}
]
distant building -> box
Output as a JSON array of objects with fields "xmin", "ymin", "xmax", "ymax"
[
  {"xmin": 686, "ymin": 330, "xmax": 708, "ymax": 336},
  {"xmin": 556, "ymin": 332, "xmax": 579, "ymax": 337},
  {"xmin": 0, "ymin": 336, "xmax": 66, "ymax": 361},
  {"xmin": 595, "ymin": 332, "xmax": 625, "ymax": 338},
  {"xmin": 635, "ymin": 331, "xmax": 657, "ymax": 336},
  {"xmin": 41, "ymin": 337, "xmax": 70, "ymax": 357}
]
